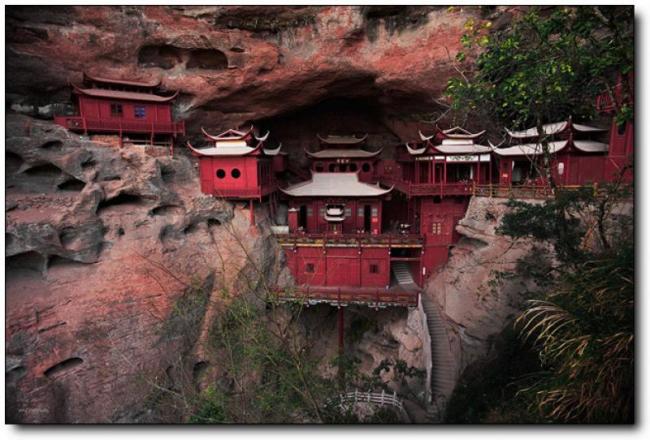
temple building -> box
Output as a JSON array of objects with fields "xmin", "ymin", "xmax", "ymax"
[
  {"xmin": 494, "ymin": 119, "xmax": 611, "ymax": 186},
  {"xmin": 54, "ymin": 72, "xmax": 185, "ymax": 147},
  {"xmin": 305, "ymin": 134, "xmax": 383, "ymax": 182}
]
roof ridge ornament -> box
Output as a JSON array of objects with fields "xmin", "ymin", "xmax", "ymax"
[
  {"xmin": 254, "ymin": 130, "xmax": 270, "ymax": 142},
  {"xmin": 201, "ymin": 125, "xmax": 254, "ymax": 141},
  {"xmin": 405, "ymin": 142, "xmax": 427, "ymax": 155},
  {"xmin": 418, "ymin": 130, "xmax": 435, "ymax": 141},
  {"xmin": 316, "ymin": 133, "xmax": 368, "ymax": 144}
]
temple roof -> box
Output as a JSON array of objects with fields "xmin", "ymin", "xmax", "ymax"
[
  {"xmin": 573, "ymin": 123, "xmax": 608, "ymax": 133},
  {"xmin": 405, "ymin": 143, "xmax": 428, "ymax": 155},
  {"xmin": 202, "ymin": 126, "xmax": 254, "ymax": 141},
  {"xmin": 441, "ymin": 126, "xmax": 486, "ymax": 140},
  {"xmin": 434, "ymin": 144, "xmax": 493, "ymax": 154},
  {"xmin": 434, "ymin": 138, "xmax": 492, "ymax": 154},
  {"xmin": 506, "ymin": 121, "xmax": 569, "ymax": 138},
  {"xmin": 186, "ymin": 140, "xmax": 262, "ymax": 157},
  {"xmin": 317, "ymin": 134, "xmax": 368, "ymax": 145},
  {"xmin": 280, "ymin": 172, "xmax": 393, "ymax": 197},
  {"xmin": 83, "ymin": 72, "xmax": 162, "ymax": 88},
  {"xmin": 305, "ymin": 147, "xmax": 383, "ymax": 159},
  {"xmin": 492, "ymin": 140, "xmax": 569, "ymax": 156},
  {"xmin": 72, "ymin": 85, "xmax": 179, "ymax": 102},
  {"xmin": 573, "ymin": 140, "xmax": 609, "ymax": 153}
]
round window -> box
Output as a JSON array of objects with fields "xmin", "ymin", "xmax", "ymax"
[
  {"xmin": 361, "ymin": 163, "xmax": 371, "ymax": 173},
  {"xmin": 231, "ymin": 168, "xmax": 241, "ymax": 179},
  {"xmin": 349, "ymin": 163, "xmax": 358, "ymax": 172},
  {"xmin": 216, "ymin": 169, "xmax": 226, "ymax": 179},
  {"xmin": 315, "ymin": 163, "xmax": 324, "ymax": 172}
]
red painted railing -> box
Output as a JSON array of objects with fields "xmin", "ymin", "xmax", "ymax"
[
  {"xmin": 53, "ymin": 115, "xmax": 185, "ymax": 136},
  {"xmin": 380, "ymin": 176, "xmax": 475, "ymax": 197},
  {"xmin": 275, "ymin": 232, "xmax": 423, "ymax": 247},
  {"xmin": 271, "ymin": 285, "xmax": 419, "ymax": 307},
  {"xmin": 210, "ymin": 183, "xmax": 277, "ymax": 200}
]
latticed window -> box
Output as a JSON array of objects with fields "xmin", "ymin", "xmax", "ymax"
[
  {"xmin": 369, "ymin": 264, "xmax": 379, "ymax": 274},
  {"xmin": 110, "ymin": 103, "xmax": 123, "ymax": 116},
  {"xmin": 305, "ymin": 263, "xmax": 315, "ymax": 273},
  {"xmin": 134, "ymin": 105, "xmax": 146, "ymax": 118}
]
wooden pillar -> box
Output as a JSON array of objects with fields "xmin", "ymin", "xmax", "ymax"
[
  {"xmin": 432, "ymin": 159, "xmax": 436, "ymax": 184},
  {"xmin": 338, "ymin": 306, "xmax": 345, "ymax": 356},
  {"xmin": 444, "ymin": 160, "xmax": 447, "ymax": 184},
  {"xmin": 249, "ymin": 199, "xmax": 255, "ymax": 226}
]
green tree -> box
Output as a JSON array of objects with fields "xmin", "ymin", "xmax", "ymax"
[
  {"xmin": 498, "ymin": 183, "xmax": 633, "ymax": 423},
  {"xmin": 446, "ymin": 6, "xmax": 633, "ymax": 185}
]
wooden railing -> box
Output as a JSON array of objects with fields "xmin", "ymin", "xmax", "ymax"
[
  {"xmin": 472, "ymin": 184, "xmax": 554, "ymax": 199},
  {"xmin": 379, "ymin": 176, "xmax": 475, "ymax": 197},
  {"xmin": 53, "ymin": 115, "xmax": 185, "ymax": 135},
  {"xmin": 378, "ymin": 175, "xmax": 606, "ymax": 200},
  {"xmin": 274, "ymin": 232, "xmax": 423, "ymax": 248},
  {"xmin": 272, "ymin": 285, "xmax": 419, "ymax": 307},
  {"xmin": 210, "ymin": 183, "xmax": 277, "ymax": 200},
  {"xmin": 333, "ymin": 390, "xmax": 408, "ymax": 420}
]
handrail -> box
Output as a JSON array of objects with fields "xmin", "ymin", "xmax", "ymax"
[
  {"xmin": 332, "ymin": 390, "xmax": 409, "ymax": 420},
  {"xmin": 54, "ymin": 115, "xmax": 185, "ymax": 134}
]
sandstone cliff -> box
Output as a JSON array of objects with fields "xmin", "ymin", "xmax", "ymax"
[{"xmin": 5, "ymin": 114, "xmax": 284, "ymax": 422}]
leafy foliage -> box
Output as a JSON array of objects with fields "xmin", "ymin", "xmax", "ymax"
[
  {"xmin": 497, "ymin": 184, "xmax": 634, "ymax": 423},
  {"xmin": 446, "ymin": 6, "xmax": 634, "ymax": 130}
]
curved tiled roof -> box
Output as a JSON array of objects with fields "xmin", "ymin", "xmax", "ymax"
[
  {"xmin": 280, "ymin": 172, "xmax": 393, "ymax": 197},
  {"xmin": 72, "ymin": 85, "xmax": 178, "ymax": 103},
  {"xmin": 305, "ymin": 147, "xmax": 383, "ymax": 159}
]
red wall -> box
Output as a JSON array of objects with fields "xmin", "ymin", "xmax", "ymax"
[
  {"xmin": 198, "ymin": 156, "xmax": 262, "ymax": 196},
  {"xmin": 418, "ymin": 197, "xmax": 469, "ymax": 282},
  {"xmin": 311, "ymin": 159, "xmax": 377, "ymax": 182},
  {"xmin": 285, "ymin": 247, "xmax": 390, "ymax": 288},
  {"xmin": 78, "ymin": 96, "xmax": 173, "ymax": 123},
  {"xmin": 289, "ymin": 199, "xmax": 382, "ymax": 234}
]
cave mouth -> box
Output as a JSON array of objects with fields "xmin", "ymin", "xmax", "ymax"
[
  {"xmin": 252, "ymin": 96, "xmax": 402, "ymax": 168},
  {"xmin": 138, "ymin": 44, "xmax": 184, "ymax": 69},
  {"xmin": 138, "ymin": 44, "xmax": 228, "ymax": 71},
  {"xmin": 186, "ymin": 48, "xmax": 228, "ymax": 70}
]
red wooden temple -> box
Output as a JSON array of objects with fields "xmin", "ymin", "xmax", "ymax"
[
  {"xmin": 54, "ymin": 72, "xmax": 185, "ymax": 147},
  {"xmin": 187, "ymin": 126, "xmax": 285, "ymax": 224},
  {"xmin": 181, "ymin": 84, "xmax": 632, "ymax": 316}
]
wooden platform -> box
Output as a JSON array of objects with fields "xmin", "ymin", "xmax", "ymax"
[{"xmin": 270, "ymin": 285, "xmax": 419, "ymax": 308}]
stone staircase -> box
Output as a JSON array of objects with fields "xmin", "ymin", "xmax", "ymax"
[
  {"xmin": 420, "ymin": 294, "xmax": 457, "ymax": 422},
  {"xmin": 392, "ymin": 262, "xmax": 417, "ymax": 288}
]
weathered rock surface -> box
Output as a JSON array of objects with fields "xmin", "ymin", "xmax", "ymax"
[
  {"xmin": 5, "ymin": 115, "xmax": 282, "ymax": 423},
  {"xmin": 6, "ymin": 5, "xmax": 490, "ymax": 144},
  {"xmin": 423, "ymin": 196, "xmax": 542, "ymax": 406}
]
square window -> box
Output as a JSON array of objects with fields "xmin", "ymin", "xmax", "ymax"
[
  {"xmin": 110, "ymin": 103, "xmax": 123, "ymax": 116},
  {"xmin": 134, "ymin": 105, "xmax": 146, "ymax": 119},
  {"xmin": 305, "ymin": 263, "xmax": 315, "ymax": 273},
  {"xmin": 369, "ymin": 264, "xmax": 379, "ymax": 274}
]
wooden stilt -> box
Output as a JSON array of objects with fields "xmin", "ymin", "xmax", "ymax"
[
  {"xmin": 338, "ymin": 306, "xmax": 345, "ymax": 356},
  {"xmin": 249, "ymin": 199, "xmax": 255, "ymax": 226}
]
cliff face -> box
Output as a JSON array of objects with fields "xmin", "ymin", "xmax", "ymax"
[
  {"xmin": 422, "ymin": 197, "xmax": 542, "ymax": 407},
  {"xmin": 6, "ymin": 5, "xmax": 486, "ymax": 144},
  {"xmin": 5, "ymin": 6, "xmax": 523, "ymax": 423},
  {"xmin": 5, "ymin": 114, "xmax": 285, "ymax": 422}
]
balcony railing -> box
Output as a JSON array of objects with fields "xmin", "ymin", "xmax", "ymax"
[
  {"xmin": 53, "ymin": 115, "xmax": 185, "ymax": 136},
  {"xmin": 274, "ymin": 232, "xmax": 423, "ymax": 248},
  {"xmin": 380, "ymin": 176, "xmax": 476, "ymax": 197},
  {"xmin": 209, "ymin": 183, "xmax": 278, "ymax": 200},
  {"xmin": 272, "ymin": 285, "xmax": 419, "ymax": 307}
]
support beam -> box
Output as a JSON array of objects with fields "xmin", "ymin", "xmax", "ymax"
[
  {"xmin": 249, "ymin": 199, "xmax": 255, "ymax": 226},
  {"xmin": 338, "ymin": 306, "xmax": 345, "ymax": 356}
]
